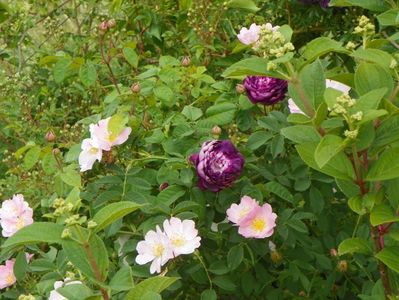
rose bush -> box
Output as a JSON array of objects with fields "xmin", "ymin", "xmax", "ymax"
[{"xmin": 0, "ymin": 0, "xmax": 398, "ymax": 299}]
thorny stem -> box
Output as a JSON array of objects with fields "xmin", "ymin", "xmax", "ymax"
[
  {"xmin": 99, "ymin": 35, "xmax": 121, "ymax": 94},
  {"xmin": 195, "ymin": 252, "xmax": 212, "ymax": 289},
  {"xmin": 355, "ymin": 151, "xmax": 392, "ymax": 297}
]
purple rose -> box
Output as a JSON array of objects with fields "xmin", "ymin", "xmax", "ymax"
[
  {"xmin": 243, "ymin": 76, "xmax": 288, "ymax": 105},
  {"xmin": 298, "ymin": 0, "xmax": 329, "ymax": 8},
  {"xmin": 189, "ymin": 140, "xmax": 244, "ymax": 192}
]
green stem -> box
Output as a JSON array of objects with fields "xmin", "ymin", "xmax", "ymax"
[{"xmin": 195, "ymin": 252, "xmax": 212, "ymax": 289}]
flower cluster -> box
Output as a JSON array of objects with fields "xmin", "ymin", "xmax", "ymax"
[
  {"xmin": 49, "ymin": 278, "xmax": 83, "ymax": 300},
  {"xmin": 190, "ymin": 140, "xmax": 244, "ymax": 192},
  {"xmin": 227, "ymin": 196, "xmax": 277, "ymax": 238},
  {"xmin": 79, "ymin": 117, "xmax": 131, "ymax": 172},
  {"xmin": 354, "ymin": 15, "xmax": 375, "ymax": 36},
  {"xmin": 136, "ymin": 217, "xmax": 201, "ymax": 274},
  {"xmin": 243, "ymin": 76, "xmax": 288, "ymax": 105},
  {"xmin": 0, "ymin": 194, "xmax": 33, "ymax": 237},
  {"xmin": 237, "ymin": 23, "xmax": 294, "ymax": 59}
]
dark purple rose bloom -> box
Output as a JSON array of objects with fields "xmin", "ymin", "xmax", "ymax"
[
  {"xmin": 243, "ymin": 76, "xmax": 288, "ymax": 105},
  {"xmin": 189, "ymin": 140, "xmax": 244, "ymax": 192},
  {"xmin": 298, "ymin": 0, "xmax": 329, "ymax": 8}
]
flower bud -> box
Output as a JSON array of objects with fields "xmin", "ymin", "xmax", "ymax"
[
  {"xmin": 98, "ymin": 21, "xmax": 108, "ymax": 32},
  {"xmin": 159, "ymin": 182, "xmax": 169, "ymax": 191},
  {"xmin": 61, "ymin": 228, "xmax": 71, "ymax": 239},
  {"xmin": 298, "ymin": 291, "xmax": 306, "ymax": 297},
  {"xmin": 211, "ymin": 125, "xmax": 222, "ymax": 136},
  {"xmin": 131, "ymin": 82, "xmax": 141, "ymax": 93},
  {"xmin": 181, "ymin": 56, "xmax": 191, "ymax": 66},
  {"xmin": 52, "ymin": 148, "xmax": 61, "ymax": 155},
  {"xmin": 45, "ymin": 130, "xmax": 56, "ymax": 142},
  {"xmin": 337, "ymin": 260, "xmax": 348, "ymax": 272},
  {"xmin": 330, "ymin": 248, "xmax": 338, "ymax": 257},
  {"xmin": 87, "ymin": 220, "xmax": 98, "ymax": 229},
  {"xmin": 107, "ymin": 19, "xmax": 116, "ymax": 28},
  {"xmin": 235, "ymin": 84, "xmax": 245, "ymax": 94},
  {"xmin": 270, "ymin": 250, "xmax": 282, "ymax": 263}
]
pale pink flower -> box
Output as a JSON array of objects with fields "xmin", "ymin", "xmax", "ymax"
[
  {"xmin": 135, "ymin": 226, "xmax": 174, "ymax": 274},
  {"xmin": 0, "ymin": 194, "xmax": 33, "ymax": 237},
  {"xmin": 238, "ymin": 203, "xmax": 277, "ymax": 239},
  {"xmin": 49, "ymin": 278, "xmax": 82, "ymax": 300},
  {"xmin": 78, "ymin": 138, "xmax": 103, "ymax": 172},
  {"xmin": 262, "ymin": 22, "xmax": 280, "ymax": 32},
  {"xmin": 237, "ymin": 23, "xmax": 261, "ymax": 45},
  {"xmin": 287, "ymin": 79, "xmax": 351, "ymax": 115},
  {"xmin": 0, "ymin": 260, "xmax": 16, "ymax": 289},
  {"xmin": 89, "ymin": 117, "xmax": 131, "ymax": 151},
  {"xmin": 163, "ymin": 217, "xmax": 201, "ymax": 257},
  {"xmin": 226, "ymin": 195, "xmax": 260, "ymax": 226}
]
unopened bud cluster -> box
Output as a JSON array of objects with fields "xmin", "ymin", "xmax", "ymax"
[
  {"xmin": 254, "ymin": 24, "xmax": 294, "ymax": 59},
  {"xmin": 332, "ymin": 94, "xmax": 356, "ymax": 115},
  {"xmin": 53, "ymin": 198, "xmax": 73, "ymax": 216},
  {"xmin": 18, "ymin": 294, "xmax": 36, "ymax": 300},
  {"xmin": 354, "ymin": 15, "xmax": 375, "ymax": 36},
  {"xmin": 344, "ymin": 129, "xmax": 358, "ymax": 139}
]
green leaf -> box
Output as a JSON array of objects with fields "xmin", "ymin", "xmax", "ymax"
[
  {"xmin": 329, "ymin": 0, "xmax": 389, "ymax": 11},
  {"xmin": 1, "ymin": 222, "xmax": 63, "ymax": 253},
  {"xmin": 60, "ymin": 168, "xmax": 81, "ymax": 188},
  {"xmin": 351, "ymin": 88, "xmax": 387, "ymax": 112},
  {"xmin": 281, "ymin": 125, "xmax": 321, "ymax": 144},
  {"xmin": 79, "ymin": 61, "xmax": 97, "ymax": 87},
  {"xmin": 201, "ymin": 289, "xmax": 217, "ymax": 300},
  {"xmin": 227, "ymin": 245, "xmax": 244, "ymax": 271},
  {"xmin": 247, "ymin": 131, "xmax": 273, "ymax": 150},
  {"xmin": 352, "ymin": 49, "xmax": 394, "ymax": 69},
  {"xmin": 338, "ymin": 238, "xmax": 372, "ymax": 256},
  {"xmin": 156, "ymin": 185, "xmax": 185, "ymax": 207},
  {"xmin": 142, "ymin": 292, "xmax": 162, "ymax": 300},
  {"xmin": 24, "ymin": 145, "xmax": 41, "ymax": 170},
  {"xmin": 124, "ymin": 276, "xmax": 179, "ymax": 300},
  {"xmin": 53, "ymin": 57, "xmax": 72, "ymax": 83},
  {"xmin": 92, "ymin": 201, "xmax": 142, "ymax": 233},
  {"xmin": 13, "ymin": 252, "xmax": 28, "ymax": 281},
  {"xmin": 57, "ymin": 283, "xmax": 93, "ymax": 300},
  {"xmin": 354, "ymin": 63, "xmax": 393, "ymax": 96},
  {"xmin": 265, "ymin": 181, "xmax": 294, "ymax": 203},
  {"xmin": 227, "ymin": 0, "xmax": 259, "ymax": 11},
  {"xmin": 205, "ymin": 102, "xmax": 236, "ymax": 126},
  {"xmin": 62, "ymin": 228, "xmax": 109, "ymax": 282},
  {"xmin": 123, "ymin": 48, "xmax": 139, "ymax": 68},
  {"xmin": 315, "ymin": 135, "xmax": 346, "ymax": 168},
  {"xmin": 373, "ymin": 115, "xmax": 399, "ymax": 149},
  {"xmin": 286, "ymin": 218, "xmax": 308, "ymax": 233},
  {"xmin": 108, "ymin": 114, "xmax": 128, "ymax": 141},
  {"xmin": 370, "ymin": 204, "xmax": 399, "ymax": 226},
  {"xmin": 213, "ymin": 275, "xmax": 236, "ymax": 291},
  {"xmin": 375, "ymin": 247, "xmax": 399, "ymax": 274},
  {"xmin": 109, "ymin": 266, "xmax": 134, "ymax": 291},
  {"xmin": 182, "ymin": 106, "xmax": 203, "ymax": 121},
  {"xmin": 377, "ymin": 9, "xmax": 399, "ymax": 27},
  {"xmin": 222, "ymin": 58, "xmax": 282, "ymax": 79},
  {"xmin": 302, "ymin": 37, "xmax": 348, "ymax": 62},
  {"xmin": 296, "ymin": 142, "xmax": 355, "ymax": 180},
  {"xmin": 348, "ymin": 196, "xmax": 366, "ymax": 215},
  {"xmin": 366, "ymin": 147, "xmax": 399, "ymax": 181},
  {"xmin": 154, "ymin": 85, "xmax": 175, "ymax": 107}
]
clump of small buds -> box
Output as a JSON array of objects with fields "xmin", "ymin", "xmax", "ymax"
[
  {"xmin": 354, "ymin": 15, "xmax": 375, "ymax": 36},
  {"xmin": 53, "ymin": 198, "xmax": 74, "ymax": 217},
  {"xmin": 254, "ymin": 24, "xmax": 294, "ymax": 59}
]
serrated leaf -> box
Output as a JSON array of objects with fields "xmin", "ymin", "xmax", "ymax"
[
  {"xmin": 124, "ymin": 276, "xmax": 179, "ymax": 300},
  {"xmin": 247, "ymin": 131, "xmax": 273, "ymax": 150},
  {"xmin": 24, "ymin": 145, "xmax": 41, "ymax": 170},
  {"xmin": 375, "ymin": 247, "xmax": 399, "ymax": 274},
  {"xmin": 123, "ymin": 48, "xmax": 139, "ymax": 68},
  {"xmin": 370, "ymin": 204, "xmax": 399, "ymax": 226},
  {"xmin": 281, "ymin": 125, "xmax": 321, "ymax": 144},
  {"xmin": 265, "ymin": 181, "xmax": 294, "ymax": 203},
  {"xmin": 227, "ymin": 245, "xmax": 243, "ymax": 271},
  {"xmin": 205, "ymin": 102, "xmax": 236, "ymax": 125},
  {"xmin": 366, "ymin": 147, "xmax": 399, "ymax": 181},
  {"xmin": 79, "ymin": 61, "xmax": 97, "ymax": 87},
  {"xmin": 338, "ymin": 238, "xmax": 372, "ymax": 255}
]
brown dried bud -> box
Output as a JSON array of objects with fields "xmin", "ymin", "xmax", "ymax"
[
  {"xmin": 52, "ymin": 148, "xmax": 61, "ymax": 155},
  {"xmin": 159, "ymin": 182, "xmax": 169, "ymax": 191},
  {"xmin": 337, "ymin": 260, "xmax": 348, "ymax": 272},
  {"xmin": 45, "ymin": 130, "xmax": 56, "ymax": 142},
  {"xmin": 235, "ymin": 83, "xmax": 245, "ymax": 94},
  {"xmin": 298, "ymin": 291, "xmax": 306, "ymax": 297},
  {"xmin": 330, "ymin": 248, "xmax": 338, "ymax": 257},
  {"xmin": 181, "ymin": 56, "xmax": 191, "ymax": 67},
  {"xmin": 98, "ymin": 21, "xmax": 108, "ymax": 32},
  {"xmin": 270, "ymin": 250, "xmax": 282, "ymax": 263},
  {"xmin": 107, "ymin": 19, "xmax": 116, "ymax": 28},
  {"xmin": 211, "ymin": 125, "xmax": 222, "ymax": 136},
  {"xmin": 131, "ymin": 82, "xmax": 141, "ymax": 93}
]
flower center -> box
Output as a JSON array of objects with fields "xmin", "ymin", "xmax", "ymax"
[
  {"xmin": 6, "ymin": 273, "xmax": 14, "ymax": 285},
  {"xmin": 153, "ymin": 244, "xmax": 164, "ymax": 257},
  {"xmin": 89, "ymin": 147, "xmax": 98, "ymax": 154},
  {"xmin": 171, "ymin": 236, "xmax": 185, "ymax": 247},
  {"xmin": 16, "ymin": 218, "xmax": 25, "ymax": 229},
  {"xmin": 251, "ymin": 218, "xmax": 266, "ymax": 232}
]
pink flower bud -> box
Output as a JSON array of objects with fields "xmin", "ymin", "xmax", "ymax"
[
  {"xmin": 159, "ymin": 182, "xmax": 169, "ymax": 191},
  {"xmin": 211, "ymin": 125, "xmax": 222, "ymax": 136},
  {"xmin": 235, "ymin": 84, "xmax": 245, "ymax": 94},
  {"xmin": 330, "ymin": 248, "xmax": 338, "ymax": 257},
  {"xmin": 181, "ymin": 56, "xmax": 191, "ymax": 66},
  {"xmin": 45, "ymin": 131, "xmax": 56, "ymax": 142},
  {"xmin": 99, "ymin": 21, "xmax": 108, "ymax": 32},
  {"xmin": 131, "ymin": 82, "xmax": 141, "ymax": 93}
]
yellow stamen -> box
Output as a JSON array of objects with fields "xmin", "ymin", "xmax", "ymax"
[
  {"xmin": 171, "ymin": 237, "xmax": 185, "ymax": 247},
  {"xmin": 153, "ymin": 244, "xmax": 164, "ymax": 257},
  {"xmin": 89, "ymin": 147, "xmax": 98, "ymax": 154},
  {"xmin": 15, "ymin": 218, "xmax": 24, "ymax": 229},
  {"xmin": 6, "ymin": 274, "xmax": 14, "ymax": 285},
  {"xmin": 251, "ymin": 218, "xmax": 266, "ymax": 232}
]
